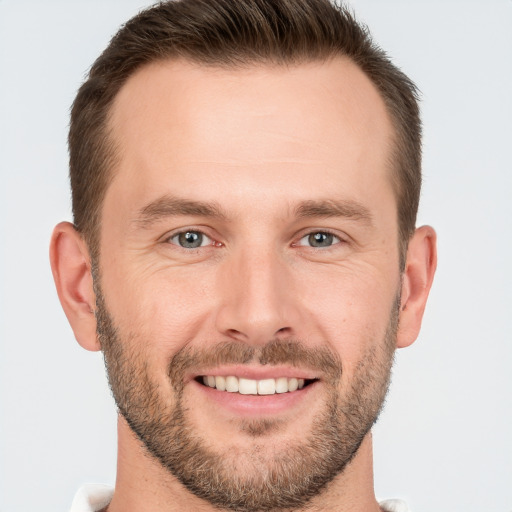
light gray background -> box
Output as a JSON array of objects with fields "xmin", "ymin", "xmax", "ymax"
[{"xmin": 1, "ymin": 1, "xmax": 511, "ymax": 511}]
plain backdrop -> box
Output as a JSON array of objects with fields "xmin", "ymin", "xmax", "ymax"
[{"xmin": 1, "ymin": 1, "xmax": 511, "ymax": 511}]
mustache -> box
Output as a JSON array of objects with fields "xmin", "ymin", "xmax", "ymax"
[{"xmin": 168, "ymin": 339, "xmax": 342, "ymax": 390}]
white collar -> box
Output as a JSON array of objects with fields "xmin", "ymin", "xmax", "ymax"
[{"xmin": 69, "ymin": 484, "xmax": 411, "ymax": 512}]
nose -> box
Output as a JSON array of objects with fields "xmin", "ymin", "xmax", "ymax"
[{"xmin": 214, "ymin": 246, "xmax": 301, "ymax": 345}]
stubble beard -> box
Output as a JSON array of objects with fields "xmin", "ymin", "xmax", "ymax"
[{"xmin": 95, "ymin": 278, "xmax": 398, "ymax": 512}]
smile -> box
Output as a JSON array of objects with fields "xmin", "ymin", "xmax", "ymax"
[{"xmin": 200, "ymin": 375, "xmax": 313, "ymax": 395}]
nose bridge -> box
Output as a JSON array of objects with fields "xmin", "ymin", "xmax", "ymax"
[{"xmin": 215, "ymin": 243, "xmax": 297, "ymax": 342}]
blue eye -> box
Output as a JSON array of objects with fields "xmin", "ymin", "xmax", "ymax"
[
  {"xmin": 299, "ymin": 232, "xmax": 340, "ymax": 248},
  {"xmin": 170, "ymin": 231, "xmax": 212, "ymax": 249}
]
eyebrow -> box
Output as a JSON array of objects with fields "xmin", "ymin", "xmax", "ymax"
[
  {"xmin": 134, "ymin": 195, "xmax": 229, "ymax": 228},
  {"xmin": 133, "ymin": 195, "xmax": 373, "ymax": 229},
  {"xmin": 295, "ymin": 199, "xmax": 373, "ymax": 225}
]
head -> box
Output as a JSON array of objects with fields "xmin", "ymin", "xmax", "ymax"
[{"xmin": 51, "ymin": 1, "xmax": 436, "ymax": 511}]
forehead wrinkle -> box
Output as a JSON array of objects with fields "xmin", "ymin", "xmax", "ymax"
[{"xmin": 133, "ymin": 194, "xmax": 229, "ymax": 229}]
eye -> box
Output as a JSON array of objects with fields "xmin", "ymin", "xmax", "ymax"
[
  {"xmin": 297, "ymin": 231, "xmax": 341, "ymax": 248},
  {"xmin": 169, "ymin": 230, "xmax": 213, "ymax": 249}
]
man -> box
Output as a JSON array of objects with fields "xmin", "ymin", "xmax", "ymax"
[{"xmin": 50, "ymin": 0, "xmax": 436, "ymax": 511}]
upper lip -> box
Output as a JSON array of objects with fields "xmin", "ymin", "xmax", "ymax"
[{"xmin": 187, "ymin": 365, "xmax": 321, "ymax": 383}]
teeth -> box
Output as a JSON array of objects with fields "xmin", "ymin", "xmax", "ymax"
[
  {"xmin": 215, "ymin": 376, "xmax": 226, "ymax": 391},
  {"xmin": 225, "ymin": 376, "xmax": 239, "ymax": 392},
  {"xmin": 288, "ymin": 378, "xmax": 298, "ymax": 392},
  {"xmin": 201, "ymin": 375, "xmax": 309, "ymax": 395},
  {"xmin": 275, "ymin": 377, "xmax": 288, "ymax": 394},
  {"xmin": 257, "ymin": 378, "xmax": 276, "ymax": 395},
  {"xmin": 239, "ymin": 378, "xmax": 258, "ymax": 395}
]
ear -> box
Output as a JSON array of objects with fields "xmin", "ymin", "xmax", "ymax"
[
  {"xmin": 50, "ymin": 222, "xmax": 100, "ymax": 351},
  {"xmin": 397, "ymin": 225, "xmax": 437, "ymax": 348}
]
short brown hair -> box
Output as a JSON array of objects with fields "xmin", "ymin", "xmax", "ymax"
[{"xmin": 69, "ymin": 0, "xmax": 421, "ymax": 264}]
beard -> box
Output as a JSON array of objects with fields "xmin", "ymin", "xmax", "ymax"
[{"xmin": 95, "ymin": 278, "xmax": 398, "ymax": 512}]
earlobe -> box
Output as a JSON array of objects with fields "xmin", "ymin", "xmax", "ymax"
[
  {"xmin": 49, "ymin": 222, "xmax": 100, "ymax": 351},
  {"xmin": 397, "ymin": 225, "xmax": 437, "ymax": 348}
]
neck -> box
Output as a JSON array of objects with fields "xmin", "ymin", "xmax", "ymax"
[{"xmin": 106, "ymin": 415, "xmax": 381, "ymax": 512}]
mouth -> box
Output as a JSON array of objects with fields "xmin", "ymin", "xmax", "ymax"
[{"xmin": 196, "ymin": 375, "xmax": 318, "ymax": 395}]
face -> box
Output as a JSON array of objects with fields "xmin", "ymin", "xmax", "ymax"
[{"xmin": 97, "ymin": 58, "xmax": 402, "ymax": 511}]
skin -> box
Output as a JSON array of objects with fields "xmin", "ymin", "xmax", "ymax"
[{"xmin": 50, "ymin": 57, "xmax": 437, "ymax": 511}]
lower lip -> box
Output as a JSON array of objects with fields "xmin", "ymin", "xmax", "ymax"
[{"xmin": 191, "ymin": 379, "xmax": 318, "ymax": 416}]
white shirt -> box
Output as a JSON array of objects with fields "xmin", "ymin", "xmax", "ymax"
[{"xmin": 69, "ymin": 484, "xmax": 411, "ymax": 512}]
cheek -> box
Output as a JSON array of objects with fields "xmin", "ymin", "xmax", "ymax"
[
  {"xmin": 297, "ymin": 264, "xmax": 399, "ymax": 360},
  {"xmin": 100, "ymin": 259, "xmax": 217, "ymax": 348}
]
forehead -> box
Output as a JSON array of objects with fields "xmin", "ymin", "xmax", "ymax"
[{"xmin": 106, "ymin": 57, "xmax": 395, "ymax": 214}]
